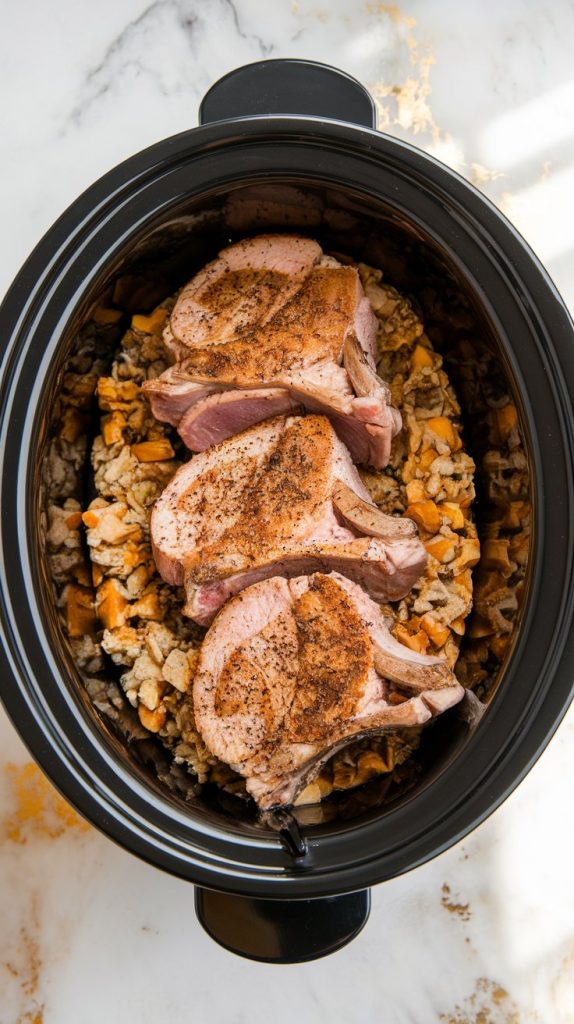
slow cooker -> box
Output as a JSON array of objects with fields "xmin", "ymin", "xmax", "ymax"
[{"xmin": 1, "ymin": 59, "xmax": 573, "ymax": 963}]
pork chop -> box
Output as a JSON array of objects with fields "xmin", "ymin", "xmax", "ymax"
[
  {"xmin": 193, "ymin": 572, "xmax": 464, "ymax": 809},
  {"xmin": 143, "ymin": 234, "xmax": 400, "ymax": 468},
  {"xmin": 151, "ymin": 415, "xmax": 426, "ymax": 626}
]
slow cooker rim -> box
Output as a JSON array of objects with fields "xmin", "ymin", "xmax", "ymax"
[{"xmin": 1, "ymin": 116, "xmax": 574, "ymax": 897}]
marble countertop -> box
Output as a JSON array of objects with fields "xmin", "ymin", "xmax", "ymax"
[{"xmin": 2, "ymin": 1, "xmax": 574, "ymax": 1021}]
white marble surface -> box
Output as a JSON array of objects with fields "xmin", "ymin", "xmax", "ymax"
[{"xmin": 2, "ymin": 1, "xmax": 574, "ymax": 1021}]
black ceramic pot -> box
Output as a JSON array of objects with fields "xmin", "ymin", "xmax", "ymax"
[{"xmin": 1, "ymin": 60, "xmax": 574, "ymax": 964}]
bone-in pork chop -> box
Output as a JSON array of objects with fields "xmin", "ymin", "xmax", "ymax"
[
  {"xmin": 143, "ymin": 234, "xmax": 400, "ymax": 468},
  {"xmin": 193, "ymin": 572, "xmax": 464, "ymax": 809},
  {"xmin": 151, "ymin": 415, "xmax": 426, "ymax": 626}
]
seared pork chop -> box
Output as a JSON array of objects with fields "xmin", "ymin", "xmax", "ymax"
[
  {"xmin": 151, "ymin": 415, "xmax": 426, "ymax": 626},
  {"xmin": 193, "ymin": 573, "xmax": 464, "ymax": 809},
  {"xmin": 143, "ymin": 234, "xmax": 400, "ymax": 468}
]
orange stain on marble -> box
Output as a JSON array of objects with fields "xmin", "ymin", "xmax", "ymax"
[
  {"xmin": 440, "ymin": 977, "xmax": 522, "ymax": 1023},
  {"xmin": 366, "ymin": 3, "xmax": 503, "ymax": 187},
  {"xmin": 3, "ymin": 762, "xmax": 90, "ymax": 843},
  {"xmin": 441, "ymin": 882, "xmax": 472, "ymax": 922},
  {"xmin": 3, "ymin": 894, "xmax": 45, "ymax": 1023},
  {"xmin": 0, "ymin": 764, "xmax": 90, "ymax": 1015},
  {"xmin": 367, "ymin": 3, "xmax": 439, "ymax": 141}
]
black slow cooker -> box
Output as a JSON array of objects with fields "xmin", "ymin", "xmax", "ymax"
[{"xmin": 1, "ymin": 60, "xmax": 574, "ymax": 963}]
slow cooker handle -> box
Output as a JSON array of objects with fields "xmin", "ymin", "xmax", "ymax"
[
  {"xmin": 198, "ymin": 59, "xmax": 377, "ymax": 129},
  {"xmin": 195, "ymin": 886, "xmax": 370, "ymax": 963}
]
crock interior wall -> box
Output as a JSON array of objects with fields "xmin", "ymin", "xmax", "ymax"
[{"xmin": 37, "ymin": 177, "xmax": 532, "ymax": 835}]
